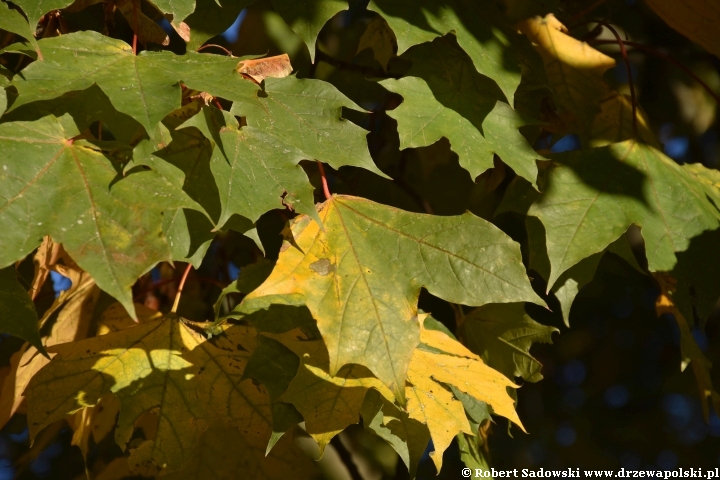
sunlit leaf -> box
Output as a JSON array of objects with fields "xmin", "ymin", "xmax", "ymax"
[
  {"xmin": 26, "ymin": 316, "xmax": 273, "ymax": 475},
  {"xmin": 230, "ymin": 76, "xmax": 387, "ymax": 178},
  {"xmin": 243, "ymin": 195, "xmax": 543, "ymax": 402},
  {"xmin": 0, "ymin": 114, "xmax": 191, "ymax": 317}
]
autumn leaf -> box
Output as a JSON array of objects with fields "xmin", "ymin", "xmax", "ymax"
[
  {"xmin": 644, "ymin": 0, "xmax": 720, "ymax": 59},
  {"xmin": 237, "ymin": 54, "xmax": 294, "ymax": 83},
  {"xmin": 243, "ymin": 195, "xmax": 543, "ymax": 402},
  {"xmin": 654, "ymin": 273, "xmax": 720, "ymax": 419},
  {"xmin": 26, "ymin": 316, "xmax": 273, "ymax": 475},
  {"xmin": 0, "ymin": 268, "xmax": 45, "ymax": 353},
  {"xmin": 263, "ymin": 329, "xmax": 394, "ymax": 453},
  {"xmin": 518, "ymin": 14, "xmax": 615, "ymax": 137},
  {"xmin": 0, "ymin": 269, "xmax": 99, "ymax": 430},
  {"xmin": 459, "ymin": 303, "xmax": 557, "ymax": 383},
  {"xmin": 0, "ymin": 114, "xmax": 192, "ymax": 317}
]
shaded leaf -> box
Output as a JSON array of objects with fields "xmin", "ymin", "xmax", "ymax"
[
  {"xmin": 357, "ymin": 15, "xmax": 396, "ymax": 70},
  {"xmin": 230, "ymin": 76, "xmax": 387, "ymax": 178},
  {"xmin": 0, "ymin": 267, "xmax": 45, "ymax": 353},
  {"xmin": 518, "ymin": 14, "xmax": 615, "ymax": 137},
  {"xmin": 460, "ymin": 303, "xmax": 557, "ymax": 383},
  {"xmin": 0, "ymin": 114, "xmax": 191, "ymax": 317},
  {"xmin": 528, "ymin": 141, "xmax": 720, "ymax": 289},
  {"xmin": 360, "ymin": 389, "xmax": 430, "ymax": 478},
  {"xmin": 265, "ymin": 329, "xmax": 393, "ymax": 454},
  {"xmin": 115, "ymin": 0, "xmax": 170, "ymax": 46},
  {"xmin": 655, "ymin": 273, "xmax": 720, "ymax": 419},
  {"xmin": 0, "ymin": 270, "xmax": 99, "ymax": 430},
  {"xmin": 382, "ymin": 36, "xmax": 541, "ymax": 187},
  {"xmin": 152, "ymin": 0, "xmax": 196, "ymax": 25},
  {"xmin": 645, "ymin": 0, "xmax": 720, "ymax": 59},
  {"xmin": 369, "ymin": 0, "xmax": 523, "ymax": 101},
  {"xmin": 270, "ymin": 0, "xmax": 346, "ymax": 62},
  {"xmin": 0, "ymin": 3, "xmax": 40, "ymax": 58},
  {"xmin": 184, "ymin": 0, "xmax": 252, "ymax": 51},
  {"xmin": 164, "ymin": 421, "xmax": 319, "ymax": 480},
  {"xmin": 243, "ymin": 195, "xmax": 543, "ymax": 402}
]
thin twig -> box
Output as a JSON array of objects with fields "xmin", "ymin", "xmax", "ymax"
[
  {"xmin": 591, "ymin": 39, "xmax": 720, "ymax": 104},
  {"xmin": 316, "ymin": 161, "xmax": 332, "ymax": 200},
  {"xmin": 196, "ymin": 44, "xmax": 233, "ymax": 56},
  {"xmin": 593, "ymin": 21, "xmax": 637, "ymax": 135},
  {"xmin": 171, "ymin": 263, "xmax": 193, "ymax": 313}
]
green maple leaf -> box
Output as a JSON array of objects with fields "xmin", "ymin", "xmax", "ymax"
[
  {"xmin": 151, "ymin": 0, "xmax": 196, "ymax": 25},
  {"xmin": 230, "ymin": 76, "xmax": 387, "ymax": 178},
  {"xmin": 26, "ymin": 316, "xmax": 274, "ymax": 475},
  {"xmin": 243, "ymin": 195, "xmax": 544, "ymax": 403},
  {"xmin": 10, "ymin": 31, "xmax": 258, "ymax": 133},
  {"xmin": 184, "ymin": 0, "xmax": 253, "ymax": 50},
  {"xmin": 11, "ymin": 0, "xmax": 73, "ymax": 37},
  {"xmin": 0, "ymin": 267, "xmax": 46, "ymax": 354},
  {"xmin": 180, "ymin": 105, "xmax": 321, "ymax": 227},
  {"xmin": 0, "ymin": 3, "xmax": 41, "ymax": 58},
  {"xmin": 460, "ymin": 303, "xmax": 557, "ymax": 383},
  {"xmin": 361, "ymin": 389, "xmax": 430, "ymax": 478},
  {"xmin": 0, "ymin": 114, "xmax": 191, "ymax": 318},
  {"xmin": 368, "ymin": 0, "xmax": 522, "ymax": 101},
  {"xmin": 270, "ymin": 0, "xmax": 346, "ymax": 61},
  {"xmin": 527, "ymin": 141, "xmax": 720, "ymax": 289},
  {"xmin": 381, "ymin": 36, "xmax": 542, "ymax": 187}
]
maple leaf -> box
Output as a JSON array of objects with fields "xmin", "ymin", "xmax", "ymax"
[
  {"xmin": 237, "ymin": 54, "xmax": 294, "ymax": 83},
  {"xmin": 270, "ymin": 0, "xmax": 346, "ymax": 62},
  {"xmin": 0, "ymin": 268, "xmax": 45, "ymax": 353},
  {"xmin": 459, "ymin": 303, "xmax": 558, "ymax": 383},
  {"xmin": 11, "ymin": 0, "xmax": 73, "ymax": 35},
  {"xmin": 357, "ymin": 15, "xmax": 397, "ymax": 70},
  {"xmin": 654, "ymin": 273, "xmax": 720, "ymax": 419},
  {"xmin": 0, "ymin": 3, "xmax": 41, "ymax": 58},
  {"xmin": 368, "ymin": 0, "xmax": 524, "ymax": 101},
  {"xmin": 243, "ymin": 195, "xmax": 543, "ymax": 402},
  {"xmin": 644, "ymin": 0, "xmax": 720, "ymax": 59},
  {"xmin": 26, "ymin": 316, "xmax": 275, "ymax": 475},
  {"xmin": 0, "ymin": 114, "xmax": 192, "ymax": 317},
  {"xmin": 518, "ymin": 14, "xmax": 615, "ymax": 137},
  {"xmin": 179, "ymin": 105, "xmax": 321, "ymax": 227},
  {"xmin": 0, "ymin": 267, "xmax": 99, "ymax": 430},
  {"xmin": 184, "ymin": 0, "xmax": 252, "ymax": 50},
  {"xmin": 382, "ymin": 36, "xmax": 543, "ymax": 187},
  {"xmin": 404, "ymin": 319, "xmax": 522, "ymax": 471},
  {"xmin": 526, "ymin": 141, "xmax": 720, "ymax": 289},
  {"xmin": 263, "ymin": 329, "xmax": 394, "ymax": 453},
  {"xmin": 230, "ymin": 76, "xmax": 388, "ymax": 178},
  {"xmin": 10, "ymin": 31, "xmax": 259, "ymax": 132},
  {"xmin": 361, "ymin": 389, "xmax": 430, "ymax": 478}
]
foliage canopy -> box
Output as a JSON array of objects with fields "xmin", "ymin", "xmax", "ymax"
[{"xmin": 1, "ymin": 0, "xmax": 719, "ymax": 478}]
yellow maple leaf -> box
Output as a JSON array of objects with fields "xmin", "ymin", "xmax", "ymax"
[{"xmin": 518, "ymin": 14, "xmax": 615, "ymax": 136}]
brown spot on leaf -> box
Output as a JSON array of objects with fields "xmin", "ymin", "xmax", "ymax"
[{"xmin": 309, "ymin": 258, "xmax": 334, "ymax": 276}]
